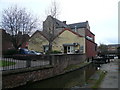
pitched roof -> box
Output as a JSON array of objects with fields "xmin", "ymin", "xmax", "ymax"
[
  {"xmin": 31, "ymin": 16, "xmax": 95, "ymax": 42},
  {"xmin": 68, "ymin": 21, "xmax": 88, "ymax": 29},
  {"xmin": 31, "ymin": 28, "xmax": 83, "ymax": 42},
  {"xmin": 53, "ymin": 28, "xmax": 83, "ymax": 40},
  {"xmin": 30, "ymin": 30, "xmax": 49, "ymax": 40}
]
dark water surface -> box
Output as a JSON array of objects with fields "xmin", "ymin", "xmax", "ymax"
[{"xmin": 18, "ymin": 63, "xmax": 97, "ymax": 88}]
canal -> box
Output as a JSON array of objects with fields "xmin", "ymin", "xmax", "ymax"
[{"xmin": 17, "ymin": 63, "xmax": 97, "ymax": 88}]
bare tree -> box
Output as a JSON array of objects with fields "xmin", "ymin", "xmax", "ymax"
[
  {"xmin": 46, "ymin": 1, "xmax": 60, "ymax": 18},
  {"xmin": 1, "ymin": 6, "xmax": 38, "ymax": 50},
  {"xmin": 45, "ymin": 1, "xmax": 60, "ymax": 54}
]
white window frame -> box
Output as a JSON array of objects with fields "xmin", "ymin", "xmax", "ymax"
[{"xmin": 67, "ymin": 46, "xmax": 74, "ymax": 54}]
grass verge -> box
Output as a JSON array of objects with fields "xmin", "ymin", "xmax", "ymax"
[
  {"xmin": 0, "ymin": 60, "xmax": 16, "ymax": 67},
  {"xmin": 91, "ymin": 70, "xmax": 107, "ymax": 88}
]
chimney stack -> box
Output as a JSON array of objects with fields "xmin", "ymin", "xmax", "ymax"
[{"xmin": 63, "ymin": 21, "xmax": 66, "ymax": 24}]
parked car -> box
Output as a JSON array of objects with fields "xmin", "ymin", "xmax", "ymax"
[
  {"xmin": 19, "ymin": 48, "xmax": 42, "ymax": 55},
  {"xmin": 19, "ymin": 48, "xmax": 30, "ymax": 54},
  {"xmin": 13, "ymin": 48, "xmax": 42, "ymax": 60},
  {"xmin": 29, "ymin": 50, "xmax": 42, "ymax": 55}
]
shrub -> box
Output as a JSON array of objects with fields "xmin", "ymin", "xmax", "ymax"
[
  {"xmin": 45, "ymin": 50, "xmax": 62, "ymax": 54},
  {"xmin": 3, "ymin": 49, "xmax": 19, "ymax": 55},
  {"xmin": 51, "ymin": 50, "xmax": 62, "ymax": 54}
]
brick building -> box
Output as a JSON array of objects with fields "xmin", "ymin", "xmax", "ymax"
[
  {"xmin": 68, "ymin": 21, "xmax": 97, "ymax": 59},
  {"xmin": 107, "ymin": 44, "xmax": 120, "ymax": 54},
  {"xmin": 1, "ymin": 29, "xmax": 29, "ymax": 55},
  {"xmin": 29, "ymin": 15, "xmax": 97, "ymax": 59}
]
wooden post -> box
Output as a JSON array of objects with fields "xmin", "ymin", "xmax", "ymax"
[
  {"xmin": 49, "ymin": 55, "xmax": 52, "ymax": 65},
  {"xmin": 26, "ymin": 57, "xmax": 31, "ymax": 67}
]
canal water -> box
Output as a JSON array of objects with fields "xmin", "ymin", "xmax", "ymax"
[{"xmin": 17, "ymin": 63, "xmax": 97, "ymax": 88}]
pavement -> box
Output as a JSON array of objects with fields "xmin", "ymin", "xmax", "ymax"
[{"xmin": 99, "ymin": 59, "xmax": 119, "ymax": 88}]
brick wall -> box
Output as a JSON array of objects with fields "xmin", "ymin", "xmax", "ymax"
[{"xmin": 86, "ymin": 40, "xmax": 97, "ymax": 59}]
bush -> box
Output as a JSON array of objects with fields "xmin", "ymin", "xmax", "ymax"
[
  {"xmin": 45, "ymin": 50, "xmax": 62, "ymax": 54},
  {"xmin": 51, "ymin": 50, "xmax": 62, "ymax": 54},
  {"xmin": 3, "ymin": 49, "xmax": 19, "ymax": 55}
]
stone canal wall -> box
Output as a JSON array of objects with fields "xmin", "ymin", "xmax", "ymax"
[{"xmin": 2, "ymin": 54, "xmax": 86, "ymax": 89}]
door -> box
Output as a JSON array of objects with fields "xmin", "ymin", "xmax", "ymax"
[
  {"xmin": 64, "ymin": 46, "xmax": 67, "ymax": 53},
  {"xmin": 64, "ymin": 46, "xmax": 74, "ymax": 54}
]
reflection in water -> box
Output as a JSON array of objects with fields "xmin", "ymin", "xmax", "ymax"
[{"xmin": 18, "ymin": 63, "xmax": 97, "ymax": 88}]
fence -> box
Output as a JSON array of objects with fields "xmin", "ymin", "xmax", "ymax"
[
  {"xmin": 2, "ymin": 54, "xmax": 87, "ymax": 89},
  {"xmin": 1, "ymin": 56, "xmax": 50, "ymax": 71},
  {"xmin": 1, "ymin": 54, "xmax": 86, "ymax": 71}
]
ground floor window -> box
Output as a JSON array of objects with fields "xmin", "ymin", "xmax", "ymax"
[
  {"xmin": 64, "ymin": 46, "xmax": 74, "ymax": 54},
  {"xmin": 43, "ymin": 45, "xmax": 49, "ymax": 53}
]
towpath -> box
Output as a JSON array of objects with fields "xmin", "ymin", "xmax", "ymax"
[{"xmin": 99, "ymin": 59, "xmax": 119, "ymax": 88}]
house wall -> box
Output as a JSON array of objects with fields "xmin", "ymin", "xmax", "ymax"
[
  {"xmin": 43, "ymin": 16, "xmax": 55, "ymax": 33},
  {"xmin": 71, "ymin": 28, "xmax": 85, "ymax": 37},
  {"xmin": 1, "ymin": 29, "xmax": 14, "ymax": 54},
  {"xmin": 84, "ymin": 28, "xmax": 97, "ymax": 59},
  {"xmin": 55, "ymin": 28, "xmax": 64, "ymax": 35},
  {"xmin": 28, "ymin": 32, "xmax": 49, "ymax": 52},
  {"xmin": 86, "ymin": 39, "xmax": 97, "ymax": 59},
  {"xmin": 77, "ymin": 28, "xmax": 86, "ymax": 37},
  {"xmin": 52, "ymin": 30, "xmax": 85, "ymax": 53},
  {"xmin": 85, "ymin": 29, "xmax": 95, "ymax": 42}
]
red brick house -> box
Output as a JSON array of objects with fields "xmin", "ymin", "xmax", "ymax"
[
  {"xmin": 0, "ymin": 29, "xmax": 29, "ymax": 55},
  {"xmin": 1, "ymin": 29, "xmax": 14, "ymax": 53},
  {"xmin": 85, "ymin": 29, "xmax": 97, "ymax": 59}
]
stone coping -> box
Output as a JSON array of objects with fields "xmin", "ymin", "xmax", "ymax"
[
  {"xmin": 2, "ymin": 65, "xmax": 53, "ymax": 76},
  {"xmin": 2, "ymin": 62, "xmax": 91, "ymax": 76}
]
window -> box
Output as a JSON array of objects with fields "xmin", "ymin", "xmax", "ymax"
[
  {"xmin": 67, "ymin": 46, "xmax": 70, "ymax": 53},
  {"xmin": 43, "ymin": 45, "xmax": 49, "ymax": 52},
  {"xmin": 66, "ymin": 46, "xmax": 74, "ymax": 54},
  {"xmin": 80, "ymin": 46, "xmax": 83, "ymax": 53},
  {"xmin": 63, "ymin": 44, "xmax": 75, "ymax": 54}
]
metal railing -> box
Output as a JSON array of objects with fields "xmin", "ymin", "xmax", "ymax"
[
  {"xmin": 0, "ymin": 57, "xmax": 50, "ymax": 71},
  {"xmin": 1, "ymin": 54, "xmax": 86, "ymax": 71}
]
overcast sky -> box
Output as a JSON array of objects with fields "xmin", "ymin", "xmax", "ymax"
[{"xmin": 0, "ymin": 0, "xmax": 119, "ymax": 45}]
